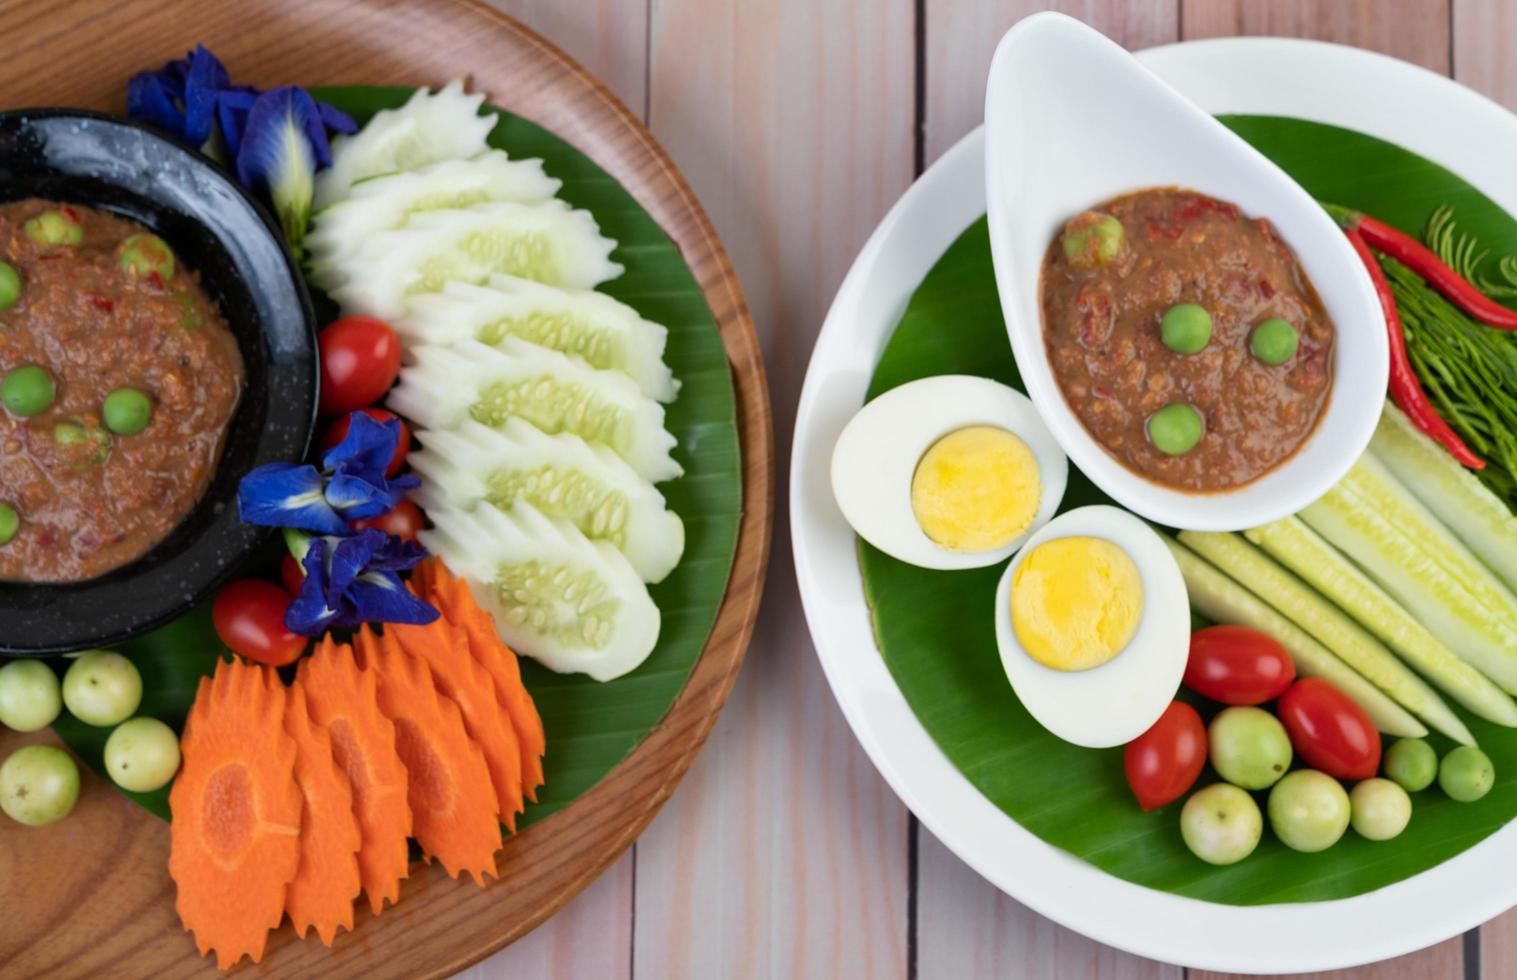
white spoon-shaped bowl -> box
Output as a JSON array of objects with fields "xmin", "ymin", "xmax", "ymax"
[{"xmin": 984, "ymin": 12, "xmax": 1387, "ymax": 531}]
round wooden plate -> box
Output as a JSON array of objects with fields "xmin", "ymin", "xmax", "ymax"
[{"xmin": 0, "ymin": 0, "xmax": 774, "ymax": 976}]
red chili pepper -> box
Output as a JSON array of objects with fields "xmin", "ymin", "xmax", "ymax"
[
  {"xmin": 84, "ymin": 294, "xmax": 115, "ymax": 314},
  {"xmin": 1337, "ymin": 211, "xmax": 1517, "ymax": 331},
  {"xmin": 1344, "ymin": 227, "xmax": 1485, "ymax": 469}
]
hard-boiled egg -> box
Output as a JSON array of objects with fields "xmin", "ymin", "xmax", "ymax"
[
  {"xmin": 994, "ymin": 505, "xmax": 1188, "ymax": 747},
  {"xmin": 831, "ymin": 375, "xmax": 1068, "ymax": 570}
]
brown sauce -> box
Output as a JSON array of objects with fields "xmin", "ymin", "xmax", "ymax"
[
  {"xmin": 1040, "ymin": 188, "xmax": 1335, "ymax": 492},
  {"xmin": 0, "ymin": 200, "xmax": 243, "ymax": 583}
]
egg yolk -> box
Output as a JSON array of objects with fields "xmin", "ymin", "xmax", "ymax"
[
  {"xmin": 910, "ymin": 426, "xmax": 1041, "ymax": 552},
  {"xmin": 1011, "ymin": 536, "xmax": 1143, "ymax": 671}
]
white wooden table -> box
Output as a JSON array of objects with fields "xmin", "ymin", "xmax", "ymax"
[{"xmin": 465, "ymin": 2, "xmax": 1517, "ymax": 977}]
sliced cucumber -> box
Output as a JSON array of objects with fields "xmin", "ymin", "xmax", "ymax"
[
  {"xmin": 306, "ymin": 151, "xmax": 561, "ymax": 282},
  {"xmin": 421, "ymin": 500, "xmax": 660, "ymax": 681},
  {"xmin": 316, "ymin": 80, "xmax": 496, "ymax": 208},
  {"xmin": 395, "ymin": 275, "xmax": 677, "ymax": 401},
  {"xmin": 1162, "ymin": 534, "xmax": 1427, "ymax": 738},
  {"xmin": 321, "ymin": 200, "xmax": 622, "ymax": 317},
  {"xmin": 409, "ymin": 417, "xmax": 684, "ymax": 583},
  {"xmin": 1181, "ymin": 530, "xmax": 1472, "ymax": 745},
  {"xmin": 388, "ymin": 337, "xmax": 681, "ymax": 483}
]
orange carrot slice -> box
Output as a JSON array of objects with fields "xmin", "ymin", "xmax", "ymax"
[
  {"xmin": 297, "ymin": 636, "xmax": 411, "ymax": 916},
  {"xmin": 283, "ymin": 682, "xmax": 363, "ymax": 945},
  {"xmin": 416, "ymin": 558, "xmax": 546, "ymax": 801},
  {"xmin": 390, "ymin": 612, "xmax": 525, "ymax": 831},
  {"xmin": 169, "ymin": 659, "xmax": 301, "ymax": 970},
  {"xmin": 354, "ymin": 625, "xmax": 502, "ymax": 883}
]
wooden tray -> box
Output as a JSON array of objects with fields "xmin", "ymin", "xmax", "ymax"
[{"xmin": 0, "ymin": 0, "xmax": 773, "ymax": 975}]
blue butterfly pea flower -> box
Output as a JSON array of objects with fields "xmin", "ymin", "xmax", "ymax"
[
  {"xmin": 285, "ymin": 529, "xmax": 439, "ymax": 636},
  {"xmin": 236, "ymin": 410, "xmax": 416, "ymax": 534}
]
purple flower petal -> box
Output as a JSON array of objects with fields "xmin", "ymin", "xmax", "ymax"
[
  {"xmin": 127, "ymin": 72, "xmax": 187, "ymax": 137},
  {"xmin": 343, "ymin": 571, "xmax": 440, "ymax": 627},
  {"xmin": 215, "ymin": 88, "xmax": 259, "ymax": 160},
  {"xmin": 317, "ymin": 100, "xmax": 358, "ymax": 135},
  {"xmin": 181, "ymin": 45, "xmax": 229, "ymax": 146},
  {"xmin": 321, "ymin": 412, "xmax": 417, "ymax": 519},
  {"xmin": 286, "ymin": 537, "xmax": 340, "ymax": 635},
  {"xmin": 285, "ymin": 529, "xmax": 437, "ymax": 633},
  {"xmin": 236, "ymin": 86, "xmax": 319, "ymax": 250},
  {"xmin": 236, "ymin": 462, "xmax": 348, "ymax": 535}
]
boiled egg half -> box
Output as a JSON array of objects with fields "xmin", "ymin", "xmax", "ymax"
[
  {"xmin": 994, "ymin": 506, "xmax": 1188, "ymax": 747},
  {"xmin": 831, "ymin": 375, "xmax": 1068, "ymax": 570}
]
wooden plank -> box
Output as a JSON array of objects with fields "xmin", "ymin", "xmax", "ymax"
[
  {"xmin": 633, "ymin": 1, "xmax": 916, "ymax": 977},
  {"xmin": 487, "ymin": 0, "xmax": 649, "ymax": 113},
  {"xmin": 916, "ymin": 829, "xmax": 1182, "ymax": 980},
  {"xmin": 1453, "ymin": 1, "xmax": 1517, "ymax": 973},
  {"xmin": 456, "ymin": 852, "xmax": 635, "ymax": 980},
  {"xmin": 917, "ymin": 7, "xmax": 1179, "ymax": 977},
  {"xmin": 923, "ymin": 0, "xmax": 1180, "ymax": 164},
  {"xmin": 467, "ymin": 3, "xmax": 645, "ymax": 976},
  {"xmin": 1180, "ymin": 0, "xmax": 1452, "ymax": 73},
  {"xmin": 1188, "ymin": 940, "xmax": 1464, "ymax": 980}
]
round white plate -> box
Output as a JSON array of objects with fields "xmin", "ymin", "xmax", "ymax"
[{"xmin": 791, "ymin": 37, "xmax": 1517, "ymax": 974}]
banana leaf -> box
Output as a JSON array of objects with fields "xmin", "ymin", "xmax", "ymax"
[
  {"xmin": 53, "ymin": 87, "xmax": 743, "ymax": 827},
  {"xmin": 859, "ymin": 116, "xmax": 1517, "ymax": 903}
]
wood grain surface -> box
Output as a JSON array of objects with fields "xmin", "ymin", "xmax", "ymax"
[
  {"xmin": 0, "ymin": 0, "xmax": 773, "ymax": 977},
  {"xmin": 477, "ymin": 1, "xmax": 1517, "ymax": 979}
]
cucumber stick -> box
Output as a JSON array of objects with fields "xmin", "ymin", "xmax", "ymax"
[
  {"xmin": 1371, "ymin": 401, "xmax": 1517, "ymax": 594},
  {"xmin": 1299, "ymin": 456, "xmax": 1517, "ymax": 694},
  {"xmin": 1246, "ymin": 517, "xmax": 1517, "ymax": 728},
  {"xmin": 1180, "ymin": 530, "xmax": 1472, "ymax": 744},
  {"xmin": 1161, "ymin": 535, "xmax": 1426, "ymax": 738}
]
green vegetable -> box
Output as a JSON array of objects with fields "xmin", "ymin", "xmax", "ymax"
[
  {"xmin": 0, "ymin": 502, "xmax": 16, "ymax": 545},
  {"xmin": 104, "ymin": 717, "xmax": 180, "ymax": 792},
  {"xmin": 1384, "ymin": 738, "xmax": 1438, "ymax": 792},
  {"xmin": 1180, "ymin": 530, "xmax": 1472, "ymax": 744},
  {"xmin": 0, "ymin": 261, "xmax": 21, "ymax": 310},
  {"xmin": 1180, "ymin": 783, "xmax": 1262, "ymax": 865},
  {"xmin": 1299, "ymin": 455, "xmax": 1517, "ymax": 694},
  {"xmin": 102, "ymin": 388, "xmax": 153, "ymax": 436},
  {"xmin": 1440, "ymin": 745, "xmax": 1495, "ymax": 802},
  {"xmin": 0, "ymin": 660, "xmax": 61, "ymax": 732},
  {"xmin": 1208, "ymin": 706, "xmax": 1291, "ymax": 789},
  {"xmin": 62, "ymin": 651, "xmax": 142, "ymax": 727},
  {"xmin": 51, "ymin": 417, "xmax": 111, "ymax": 467},
  {"xmin": 1250, "ymin": 317, "xmax": 1299, "ymax": 365},
  {"xmin": 2, "ymin": 365, "xmax": 54, "ymax": 417},
  {"xmin": 1268, "ymin": 769, "xmax": 1351, "ymax": 853},
  {"xmin": 1371, "ymin": 401, "xmax": 1517, "ymax": 595},
  {"xmin": 23, "ymin": 209, "xmax": 83, "ymax": 247},
  {"xmin": 1147, "ymin": 403, "xmax": 1203, "ymax": 455},
  {"xmin": 0, "ymin": 745, "xmax": 79, "ymax": 826},
  {"xmin": 1060, "ymin": 212, "xmax": 1125, "ymax": 270},
  {"xmin": 1244, "ymin": 515, "xmax": 1517, "ymax": 728},
  {"xmin": 1161, "ymin": 535, "xmax": 1426, "ymax": 737},
  {"xmin": 1161, "ymin": 303, "xmax": 1212, "ymax": 354},
  {"xmin": 1384, "ymin": 256, "xmax": 1517, "ymax": 507},
  {"xmin": 1350, "ymin": 778, "xmax": 1412, "ymax": 841},
  {"xmin": 117, "ymin": 233, "xmax": 175, "ymax": 280}
]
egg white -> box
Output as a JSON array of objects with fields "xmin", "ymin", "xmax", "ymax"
[
  {"xmin": 993, "ymin": 506, "xmax": 1189, "ymax": 748},
  {"xmin": 830, "ymin": 375, "xmax": 1068, "ymax": 570}
]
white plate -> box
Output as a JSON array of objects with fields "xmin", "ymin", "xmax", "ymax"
[{"xmin": 792, "ymin": 36, "xmax": 1517, "ymax": 974}]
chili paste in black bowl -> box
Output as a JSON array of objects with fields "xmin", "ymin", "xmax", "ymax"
[{"xmin": 0, "ymin": 109, "xmax": 316, "ymax": 655}]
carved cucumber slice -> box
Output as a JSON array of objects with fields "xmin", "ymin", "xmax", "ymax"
[{"xmin": 421, "ymin": 500, "xmax": 660, "ymax": 682}]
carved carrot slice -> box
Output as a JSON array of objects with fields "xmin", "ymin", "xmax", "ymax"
[
  {"xmin": 169, "ymin": 659, "xmax": 301, "ymax": 970},
  {"xmin": 296, "ymin": 636, "xmax": 411, "ymax": 915},
  {"xmin": 417, "ymin": 558, "xmax": 547, "ymax": 801},
  {"xmin": 354, "ymin": 625, "xmax": 502, "ymax": 883},
  {"xmin": 390, "ymin": 611, "xmax": 525, "ymax": 832},
  {"xmin": 283, "ymin": 682, "xmax": 363, "ymax": 945}
]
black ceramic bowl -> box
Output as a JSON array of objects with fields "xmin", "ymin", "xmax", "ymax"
[{"xmin": 0, "ymin": 109, "xmax": 317, "ymax": 655}]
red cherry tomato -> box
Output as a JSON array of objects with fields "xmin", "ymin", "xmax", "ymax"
[
  {"xmin": 319, "ymin": 407, "xmax": 411, "ymax": 477},
  {"xmin": 351, "ymin": 498, "xmax": 425, "ymax": 542},
  {"xmin": 1123, "ymin": 701, "xmax": 1207, "ymax": 811},
  {"xmin": 1276, "ymin": 678, "xmax": 1381, "ymax": 780},
  {"xmin": 212, "ymin": 579, "xmax": 307, "ymax": 667},
  {"xmin": 318, "ymin": 316, "xmax": 401, "ymax": 416},
  {"xmin": 279, "ymin": 552, "xmax": 305, "ymax": 597},
  {"xmin": 1184, "ymin": 625, "xmax": 1296, "ymax": 705}
]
